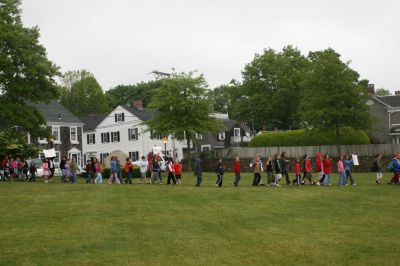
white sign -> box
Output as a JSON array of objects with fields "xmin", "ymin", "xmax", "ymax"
[
  {"xmin": 352, "ymin": 154, "xmax": 359, "ymax": 166},
  {"xmin": 43, "ymin": 148, "xmax": 56, "ymax": 158},
  {"xmin": 152, "ymin": 146, "xmax": 162, "ymax": 155}
]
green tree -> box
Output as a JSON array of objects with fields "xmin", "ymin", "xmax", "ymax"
[
  {"xmin": 375, "ymin": 88, "xmax": 392, "ymax": 96},
  {"xmin": 60, "ymin": 71, "xmax": 109, "ymax": 116},
  {"xmin": 208, "ymin": 82, "xmax": 238, "ymax": 114},
  {"xmin": 145, "ymin": 72, "xmax": 223, "ymax": 169},
  {"xmin": 300, "ymin": 48, "xmax": 372, "ymax": 153},
  {"xmin": 0, "ymin": 0, "xmax": 59, "ymax": 143},
  {"xmin": 235, "ymin": 46, "xmax": 309, "ymax": 131},
  {"xmin": 105, "ymin": 80, "xmax": 162, "ymax": 109}
]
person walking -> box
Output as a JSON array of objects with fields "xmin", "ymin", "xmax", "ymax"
[
  {"xmin": 323, "ymin": 154, "xmax": 332, "ymax": 186},
  {"xmin": 301, "ymin": 155, "xmax": 315, "ymax": 185},
  {"xmin": 125, "ymin": 158, "xmax": 134, "ymax": 184},
  {"xmin": 251, "ymin": 155, "xmax": 263, "ymax": 186},
  {"xmin": 64, "ymin": 158, "xmax": 71, "ymax": 183},
  {"xmin": 215, "ymin": 158, "xmax": 224, "ymax": 187},
  {"xmin": 337, "ymin": 156, "xmax": 346, "ymax": 186},
  {"xmin": 280, "ymin": 152, "xmax": 291, "ymax": 185},
  {"xmin": 292, "ymin": 158, "xmax": 301, "ymax": 186},
  {"xmin": 116, "ymin": 157, "xmax": 124, "ymax": 184},
  {"xmin": 193, "ymin": 157, "xmax": 202, "ymax": 186},
  {"xmin": 273, "ymin": 154, "xmax": 282, "ymax": 187},
  {"xmin": 94, "ymin": 159, "xmax": 103, "ymax": 184},
  {"xmin": 42, "ymin": 159, "xmax": 50, "ymax": 183},
  {"xmin": 85, "ymin": 160, "xmax": 94, "ymax": 183},
  {"xmin": 139, "ymin": 156, "xmax": 149, "ymax": 184},
  {"xmin": 60, "ymin": 157, "xmax": 66, "ymax": 183},
  {"xmin": 372, "ymin": 154, "xmax": 383, "ymax": 185},
  {"xmin": 344, "ymin": 155, "xmax": 356, "ymax": 186},
  {"xmin": 29, "ymin": 162, "xmax": 37, "ymax": 182},
  {"xmin": 389, "ymin": 153, "xmax": 400, "ymax": 184},
  {"xmin": 233, "ymin": 157, "xmax": 241, "ymax": 186},
  {"xmin": 315, "ymin": 153, "xmax": 324, "ymax": 186},
  {"xmin": 48, "ymin": 158, "xmax": 55, "ymax": 182},
  {"xmin": 174, "ymin": 159, "xmax": 182, "ymax": 184},
  {"xmin": 265, "ymin": 156, "xmax": 274, "ymax": 186},
  {"xmin": 166, "ymin": 157, "xmax": 177, "ymax": 185},
  {"xmin": 151, "ymin": 156, "xmax": 162, "ymax": 184},
  {"xmin": 70, "ymin": 158, "xmax": 78, "ymax": 184},
  {"xmin": 109, "ymin": 156, "xmax": 120, "ymax": 184}
]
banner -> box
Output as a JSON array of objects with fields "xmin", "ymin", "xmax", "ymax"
[
  {"xmin": 43, "ymin": 148, "xmax": 56, "ymax": 158},
  {"xmin": 352, "ymin": 154, "xmax": 359, "ymax": 166},
  {"xmin": 152, "ymin": 145, "xmax": 162, "ymax": 155}
]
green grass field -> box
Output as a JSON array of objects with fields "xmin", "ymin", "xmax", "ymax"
[{"xmin": 0, "ymin": 172, "xmax": 399, "ymax": 265}]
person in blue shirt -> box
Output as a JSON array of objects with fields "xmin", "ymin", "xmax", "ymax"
[
  {"xmin": 344, "ymin": 155, "xmax": 356, "ymax": 186},
  {"xmin": 193, "ymin": 157, "xmax": 202, "ymax": 187}
]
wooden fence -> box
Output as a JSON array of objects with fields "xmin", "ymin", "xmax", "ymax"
[{"xmin": 213, "ymin": 144, "xmax": 400, "ymax": 159}]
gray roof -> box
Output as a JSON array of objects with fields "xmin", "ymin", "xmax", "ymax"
[
  {"xmin": 122, "ymin": 105, "xmax": 153, "ymax": 121},
  {"xmin": 29, "ymin": 100, "xmax": 83, "ymax": 124},
  {"xmin": 378, "ymin": 95, "xmax": 400, "ymax": 107},
  {"xmin": 79, "ymin": 114, "xmax": 108, "ymax": 131}
]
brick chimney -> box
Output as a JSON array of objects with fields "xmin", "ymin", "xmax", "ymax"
[{"xmin": 133, "ymin": 99, "xmax": 143, "ymax": 110}]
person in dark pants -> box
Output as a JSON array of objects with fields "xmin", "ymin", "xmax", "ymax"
[
  {"xmin": 166, "ymin": 157, "xmax": 177, "ymax": 185},
  {"xmin": 215, "ymin": 158, "xmax": 224, "ymax": 187},
  {"xmin": 125, "ymin": 158, "xmax": 134, "ymax": 184},
  {"xmin": 265, "ymin": 156, "xmax": 274, "ymax": 186},
  {"xmin": 251, "ymin": 155, "xmax": 262, "ymax": 186},
  {"xmin": 85, "ymin": 160, "xmax": 93, "ymax": 183},
  {"xmin": 193, "ymin": 157, "xmax": 202, "ymax": 186},
  {"xmin": 49, "ymin": 158, "xmax": 55, "ymax": 182},
  {"xmin": 29, "ymin": 162, "xmax": 37, "ymax": 182},
  {"xmin": 233, "ymin": 157, "xmax": 241, "ymax": 186},
  {"xmin": 280, "ymin": 152, "xmax": 290, "ymax": 185},
  {"xmin": 60, "ymin": 157, "xmax": 66, "ymax": 182},
  {"xmin": 273, "ymin": 154, "xmax": 282, "ymax": 187}
]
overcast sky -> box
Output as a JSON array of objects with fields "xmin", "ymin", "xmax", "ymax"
[{"xmin": 21, "ymin": 0, "xmax": 400, "ymax": 92}]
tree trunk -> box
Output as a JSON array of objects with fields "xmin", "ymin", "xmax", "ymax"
[
  {"xmin": 186, "ymin": 135, "xmax": 192, "ymax": 171},
  {"xmin": 335, "ymin": 125, "xmax": 341, "ymax": 156}
]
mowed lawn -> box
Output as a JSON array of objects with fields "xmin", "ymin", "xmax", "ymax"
[{"xmin": 0, "ymin": 172, "xmax": 399, "ymax": 265}]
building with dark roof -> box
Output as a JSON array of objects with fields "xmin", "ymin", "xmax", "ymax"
[
  {"xmin": 29, "ymin": 100, "xmax": 84, "ymax": 166},
  {"xmin": 368, "ymin": 95, "xmax": 400, "ymax": 144}
]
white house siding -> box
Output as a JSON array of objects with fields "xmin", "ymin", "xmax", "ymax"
[{"xmin": 82, "ymin": 106, "xmax": 186, "ymax": 163}]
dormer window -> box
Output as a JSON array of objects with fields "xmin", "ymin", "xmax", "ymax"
[
  {"xmin": 115, "ymin": 113, "xmax": 125, "ymax": 122},
  {"xmin": 218, "ymin": 132, "xmax": 225, "ymax": 141}
]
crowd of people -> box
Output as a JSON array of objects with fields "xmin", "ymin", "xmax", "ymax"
[{"xmin": 1, "ymin": 151, "xmax": 400, "ymax": 187}]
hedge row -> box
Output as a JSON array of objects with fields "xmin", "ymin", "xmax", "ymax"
[{"xmin": 248, "ymin": 127, "xmax": 370, "ymax": 147}]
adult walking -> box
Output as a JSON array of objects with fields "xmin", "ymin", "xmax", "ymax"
[
  {"xmin": 301, "ymin": 154, "xmax": 315, "ymax": 185},
  {"xmin": 251, "ymin": 155, "xmax": 263, "ymax": 186},
  {"xmin": 125, "ymin": 158, "xmax": 134, "ymax": 184},
  {"xmin": 372, "ymin": 154, "xmax": 383, "ymax": 185},
  {"xmin": 166, "ymin": 157, "xmax": 177, "ymax": 185},
  {"xmin": 193, "ymin": 157, "xmax": 202, "ymax": 186},
  {"xmin": 273, "ymin": 154, "xmax": 282, "ymax": 187},
  {"xmin": 109, "ymin": 156, "xmax": 120, "ymax": 184},
  {"xmin": 344, "ymin": 155, "xmax": 356, "ymax": 186},
  {"xmin": 70, "ymin": 158, "xmax": 78, "ymax": 184}
]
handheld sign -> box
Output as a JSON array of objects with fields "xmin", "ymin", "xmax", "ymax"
[{"xmin": 352, "ymin": 154, "xmax": 359, "ymax": 166}]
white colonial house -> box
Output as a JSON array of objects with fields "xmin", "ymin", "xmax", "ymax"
[{"xmin": 80, "ymin": 100, "xmax": 186, "ymax": 164}]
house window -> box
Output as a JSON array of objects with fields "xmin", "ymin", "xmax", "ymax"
[
  {"xmin": 234, "ymin": 128, "xmax": 241, "ymax": 138},
  {"xmin": 129, "ymin": 151, "xmax": 139, "ymax": 161},
  {"xmin": 128, "ymin": 128, "xmax": 139, "ymax": 141},
  {"xmin": 196, "ymin": 133, "xmax": 203, "ymax": 140},
  {"xmin": 101, "ymin": 132, "xmax": 110, "ymax": 143},
  {"xmin": 393, "ymin": 136, "xmax": 400, "ymax": 144},
  {"xmin": 218, "ymin": 132, "xmax": 225, "ymax": 141},
  {"xmin": 87, "ymin": 133, "xmax": 95, "ymax": 144},
  {"xmin": 150, "ymin": 131, "xmax": 161, "ymax": 140},
  {"xmin": 100, "ymin": 153, "xmax": 109, "ymax": 163},
  {"xmin": 70, "ymin": 127, "xmax": 77, "ymax": 142},
  {"xmin": 52, "ymin": 126, "xmax": 60, "ymax": 142},
  {"xmin": 115, "ymin": 113, "xmax": 125, "ymax": 122},
  {"xmin": 111, "ymin": 131, "xmax": 120, "ymax": 142}
]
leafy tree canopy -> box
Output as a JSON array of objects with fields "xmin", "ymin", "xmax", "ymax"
[
  {"xmin": 0, "ymin": 0, "xmax": 59, "ymax": 139},
  {"xmin": 59, "ymin": 70, "xmax": 110, "ymax": 116},
  {"xmin": 375, "ymin": 88, "xmax": 392, "ymax": 96}
]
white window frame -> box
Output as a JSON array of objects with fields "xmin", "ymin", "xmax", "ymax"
[
  {"xmin": 128, "ymin": 128, "xmax": 139, "ymax": 141},
  {"xmin": 129, "ymin": 151, "xmax": 139, "ymax": 161},
  {"xmin": 38, "ymin": 125, "xmax": 48, "ymax": 144},
  {"xmin": 196, "ymin": 133, "xmax": 203, "ymax": 140},
  {"xmin": 218, "ymin": 132, "xmax": 225, "ymax": 141},
  {"xmin": 87, "ymin": 133, "xmax": 95, "ymax": 145},
  {"xmin": 100, "ymin": 153, "xmax": 109, "ymax": 163},
  {"xmin": 52, "ymin": 126, "xmax": 61, "ymax": 143},
  {"xmin": 116, "ymin": 113, "xmax": 124, "ymax": 122},
  {"xmin": 111, "ymin": 131, "xmax": 120, "ymax": 142},
  {"xmin": 70, "ymin": 127, "xmax": 78, "ymax": 143},
  {"xmin": 234, "ymin": 128, "xmax": 241, "ymax": 138}
]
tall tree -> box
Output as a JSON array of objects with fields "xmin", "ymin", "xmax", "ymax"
[
  {"xmin": 145, "ymin": 72, "xmax": 223, "ymax": 170},
  {"xmin": 235, "ymin": 46, "xmax": 309, "ymax": 131},
  {"xmin": 375, "ymin": 88, "xmax": 392, "ymax": 96},
  {"xmin": 105, "ymin": 80, "xmax": 162, "ymax": 109},
  {"xmin": 208, "ymin": 81, "xmax": 238, "ymax": 114},
  {"xmin": 60, "ymin": 71, "xmax": 110, "ymax": 116},
  {"xmin": 300, "ymin": 48, "xmax": 372, "ymax": 152},
  {"xmin": 0, "ymin": 0, "xmax": 59, "ymax": 143}
]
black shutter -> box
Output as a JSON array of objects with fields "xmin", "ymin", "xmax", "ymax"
[
  {"xmin": 87, "ymin": 134, "xmax": 89, "ymax": 144},
  {"xmin": 128, "ymin": 129, "xmax": 131, "ymax": 140},
  {"xmin": 101, "ymin": 133, "xmax": 104, "ymax": 143},
  {"xmin": 117, "ymin": 131, "xmax": 120, "ymax": 142},
  {"xmin": 93, "ymin": 134, "xmax": 96, "ymax": 144},
  {"xmin": 107, "ymin": 132, "xmax": 110, "ymax": 143},
  {"xmin": 122, "ymin": 113, "xmax": 125, "ymax": 121},
  {"xmin": 114, "ymin": 113, "xmax": 117, "ymax": 122},
  {"xmin": 135, "ymin": 128, "xmax": 138, "ymax": 140}
]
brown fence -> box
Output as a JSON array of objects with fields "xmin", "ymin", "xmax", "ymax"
[{"xmin": 214, "ymin": 144, "xmax": 400, "ymax": 159}]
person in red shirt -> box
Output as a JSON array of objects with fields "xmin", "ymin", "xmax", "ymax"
[
  {"xmin": 301, "ymin": 154, "xmax": 316, "ymax": 185},
  {"xmin": 233, "ymin": 157, "xmax": 241, "ymax": 186},
  {"xmin": 292, "ymin": 158, "xmax": 301, "ymax": 186},
  {"xmin": 315, "ymin": 153, "xmax": 325, "ymax": 185},
  {"xmin": 323, "ymin": 154, "xmax": 332, "ymax": 186},
  {"xmin": 173, "ymin": 159, "xmax": 182, "ymax": 184}
]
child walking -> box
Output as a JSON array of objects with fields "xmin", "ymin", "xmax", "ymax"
[
  {"xmin": 337, "ymin": 156, "xmax": 346, "ymax": 186},
  {"xmin": 95, "ymin": 159, "xmax": 103, "ymax": 184},
  {"xmin": 174, "ymin": 159, "xmax": 182, "ymax": 184},
  {"xmin": 42, "ymin": 159, "xmax": 49, "ymax": 183},
  {"xmin": 139, "ymin": 156, "xmax": 149, "ymax": 184},
  {"xmin": 29, "ymin": 162, "xmax": 37, "ymax": 182},
  {"xmin": 233, "ymin": 157, "xmax": 241, "ymax": 186},
  {"xmin": 323, "ymin": 154, "xmax": 332, "ymax": 186},
  {"xmin": 344, "ymin": 155, "xmax": 356, "ymax": 186},
  {"xmin": 292, "ymin": 158, "xmax": 301, "ymax": 186},
  {"xmin": 265, "ymin": 156, "xmax": 274, "ymax": 186},
  {"xmin": 372, "ymin": 154, "xmax": 383, "ymax": 184},
  {"xmin": 215, "ymin": 158, "xmax": 224, "ymax": 187}
]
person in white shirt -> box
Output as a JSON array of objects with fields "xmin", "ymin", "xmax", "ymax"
[{"xmin": 139, "ymin": 156, "xmax": 149, "ymax": 184}]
